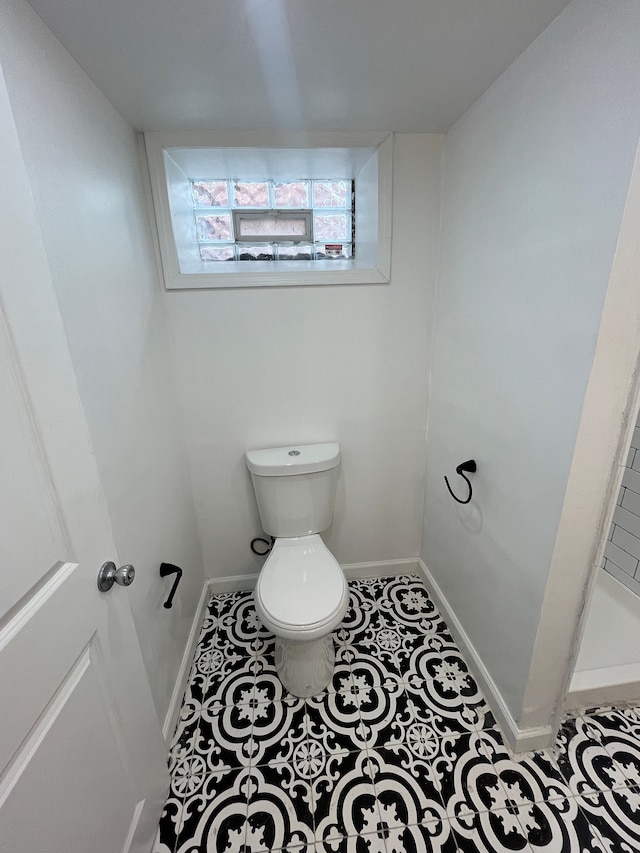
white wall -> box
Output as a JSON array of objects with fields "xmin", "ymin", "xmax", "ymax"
[
  {"xmin": 164, "ymin": 134, "xmax": 442, "ymax": 577},
  {"xmin": 421, "ymin": 0, "xmax": 640, "ymax": 722},
  {"xmin": 0, "ymin": 0, "xmax": 204, "ymax": 726}
]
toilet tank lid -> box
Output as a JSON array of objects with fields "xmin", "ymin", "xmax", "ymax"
[{"xmin": 245, "ymin": 442, "xmax": 340, "ymax": 477}]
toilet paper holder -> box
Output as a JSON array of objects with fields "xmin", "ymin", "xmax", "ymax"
[{"xmin": 444, "ymin": 459, "xmax": 476, "ymax": 505}]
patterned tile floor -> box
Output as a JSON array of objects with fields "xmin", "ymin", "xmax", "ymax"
[{"xmin": 153, "ymin": 575, "xmax": 640, "ymax": 852}]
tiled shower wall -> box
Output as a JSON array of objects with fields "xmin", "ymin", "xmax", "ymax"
[{"xmin": 603, "ymin": 409, "xmax": 640, "ymax": 595}]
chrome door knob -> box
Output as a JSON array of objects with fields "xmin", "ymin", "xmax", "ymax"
[
  {"xmin": 98, "ymin": 561, "xmax": 136, "ymax": 592},
  {"xmin": 115, "ymin": 564, "xmax": 135, "ymax": 586}
]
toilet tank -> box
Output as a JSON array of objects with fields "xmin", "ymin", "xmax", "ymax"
[{"xmin": 245, "ymin": 443, "xmax": 340, "ymax": 538}]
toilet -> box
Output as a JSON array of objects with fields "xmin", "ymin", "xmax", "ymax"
[{"xmin": 245, "ymin": 442, "xmax": 348, "ymax": 697}]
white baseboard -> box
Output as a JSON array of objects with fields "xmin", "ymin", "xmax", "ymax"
[
  {"xmin": 342, "ymin": 557, "xmax": 420, "ymax": 580},
  {"xmin": 206, "ymin": 558, "xmax": 420, "ymax": 595},
  {"xmin": 208, "ymin": 573, "xmax": 259, "ymax": 595},
  {"xmin": 417, "ymin": 559, "xmax": 553, "ymax": 754},
  {"xmin": 162, "ymin": 581, "xmax": 211, "ymax": 743}
]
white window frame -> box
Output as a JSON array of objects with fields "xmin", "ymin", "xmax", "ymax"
[{"xmin": 143, "ymin": 131, "xmax": 392, "ymax": 290}]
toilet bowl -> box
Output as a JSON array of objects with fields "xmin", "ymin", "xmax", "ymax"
[
  {"xmin": 255, "ymin": 535, "xmax": 348, "ymax": 696},
  {"xmin": 246, "ymin": 442, "xmax": 347, "ymax": 696}
]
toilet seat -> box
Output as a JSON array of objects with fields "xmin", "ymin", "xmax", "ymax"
[{"xmin": 255, "ymin": 535, "xmax": 348, "ymax": 641}]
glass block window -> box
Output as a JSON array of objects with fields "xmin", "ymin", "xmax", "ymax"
[
  {"xmin": 273, "ymin": 181, "xmax": 310, "ymax": 208},
  {"xmin": 314, "ymin": 213, "xmax": 349, "ymax": 241},
  {"xmin": 196, "ymin": 214, "xmax": 233, "ymax": 242},
  {"xmin": 192, "ymin": 181, "xmax": 229, "ymax": 207},
  {"xmin": 191, "ymin": 178, "xmax": 354, "ymax": 262},
  {"xmin": 313, "ymin": 181, "xmax": 350, "ymax": 207},
  {"xmin": 232, "ymin": 181, "xmax": 270, "ymax": 208}
]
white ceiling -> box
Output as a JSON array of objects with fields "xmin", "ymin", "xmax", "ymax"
[{"xmin": 26, "ymin": 0, "xmax": 573, "ymax": 133}]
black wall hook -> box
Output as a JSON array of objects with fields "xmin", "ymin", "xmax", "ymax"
[
  {"xmin": 444, "ymin": 459, "xmax": 477, "ymax": 505},
  {"xmin": 160, "ymin": 562, "xmax": 183, "ymax": 609}
]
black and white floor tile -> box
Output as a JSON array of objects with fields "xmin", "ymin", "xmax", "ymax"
[{"xmin": 154, "ymin": 575, "xmax": 640, "ymax": 852}]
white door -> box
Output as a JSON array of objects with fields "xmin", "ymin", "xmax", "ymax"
[{"xmin": 0, "ymin": 64, "xmax": 169, "ymax": 853}]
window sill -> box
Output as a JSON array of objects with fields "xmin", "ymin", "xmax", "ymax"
[{"xmin": 165, "ymin": 260, "xmax": 390, "ymax": 290}]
